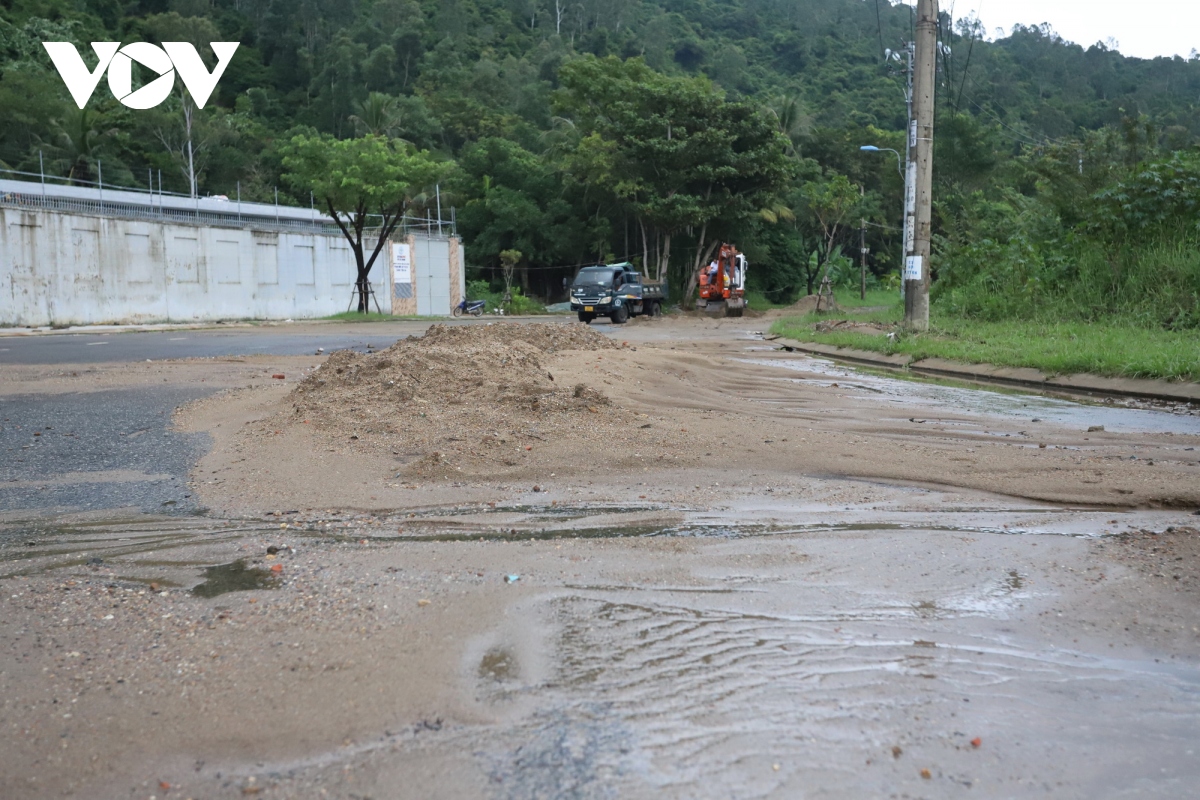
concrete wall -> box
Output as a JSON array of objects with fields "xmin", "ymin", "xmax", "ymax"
[{"xmin": 1, "ymin": 205, "xmax": 460, "ymax": 326}]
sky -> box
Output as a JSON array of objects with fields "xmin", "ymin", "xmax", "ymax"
[{"xmin": 941, "ymin": 0, "xmax": 1200, "ymax": 60}]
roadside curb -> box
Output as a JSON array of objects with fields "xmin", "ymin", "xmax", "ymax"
[
  {"xmin": 775, "ymin": 338, "xmax": 1200, "ymax": 405},
  {"xmin": 0, "ymin": 322, "xmax": 259, "ymax": 337}
]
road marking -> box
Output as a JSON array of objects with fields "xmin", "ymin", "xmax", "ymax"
[
  {"xmin": 169, "ymin": 337, "xmax": 187, "ymax": 341},
  {"xmin": 86, "ymin": 342, "xmax": 109, "ymax": 346}
]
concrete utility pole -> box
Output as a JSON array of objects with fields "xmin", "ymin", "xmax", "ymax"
[
  {"xmin": 905, "ymin": 0, "xmax": 938, "ymax": 331},
  {"xmin": 859, "ymin": 218, "xmax": 867, "ymax": 300}
]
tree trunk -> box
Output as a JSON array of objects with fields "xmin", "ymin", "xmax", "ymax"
[
  {"xmin": 640, "ymin": 221, "xmax": 650, "ymax": 278},
  {"xmin": 657, "ymin": 232, "xmax": 671, "ymax": 282},
  {"xmin": 682, "ymin": 237, "xmax": 719, "ymax": 311},
  {"xmin": 356, "ymin": 273, "xmax": 371, "ymax": 313},
  {"xmin": 184, "ymin": 104, "xmax": 196, "ymax": 199}
]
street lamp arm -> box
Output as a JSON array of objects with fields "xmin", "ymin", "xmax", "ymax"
[{"xmin": 860, "ymin": 145, "xmax": 905, "ymax": 180}]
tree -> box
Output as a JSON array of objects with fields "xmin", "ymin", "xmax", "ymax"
[
  {"xmin": 499, "ymin": 248, "xmax": 521, "ymax": 303},
  {"xmin": 802, "ymin": 172, "xmax": 861, "ymax": 280},
  {"xmin": 48, "ymin": 106, "xmax": 115, "ymax": 185},
  {"xmin": 151, "ymin": 92, "xmax": 228, "ymax": 198},
  {"xmin": 349, "ymin": 92, "xmax": 404, "ymax": 139},
  {"xmin": 281, "ymin": 134, "xmax": 445, "ymax": 312},
  {"xmin": 556, "ymin": 56, "xmax": 794, "ymax": 303}
]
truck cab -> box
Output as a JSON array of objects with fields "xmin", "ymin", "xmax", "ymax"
[{"xmin": 570, "ymin": 263, "xmax": 666, "ymax": 324}]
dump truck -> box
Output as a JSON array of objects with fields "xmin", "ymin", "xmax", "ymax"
[
  {"xmin": 698, "ymin": 244, "xmax": 747, "ymax": 317},
  {"xmin": 570, "ymin": 263, "xmax": 666, "ymax": 324}
]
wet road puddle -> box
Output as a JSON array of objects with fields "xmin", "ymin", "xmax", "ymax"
[
  {"xmin": 191, "ymin": 559, "xmax": 281, "ymax": 597},
  {"xmin": 463, "ymin": 579, "xmax": 1200, "ymax": 798},
  {"xmin": 479, "ymin": 647, "xmax": 519, "ymax": 682},
  {"xmin": 739, "ymin": 355, "xmax": 1200, "ymax": 435}
]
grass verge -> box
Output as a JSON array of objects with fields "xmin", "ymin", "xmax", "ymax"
[
  {"xmin": 320, "ymin": 311, "xmax": 423, "ymax": 322},
  {"xmin": 770, "ymin": 293, "xmax": 1200, "ymax": 382}
]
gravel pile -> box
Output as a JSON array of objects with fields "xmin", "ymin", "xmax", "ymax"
[{"xmin": 282, "ymin": 322, "xmax": 626, "ymax": 478}]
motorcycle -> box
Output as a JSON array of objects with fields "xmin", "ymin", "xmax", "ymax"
[{"xmin": 452, "ymin": 298, "xmax": 486, "ymax": 317}]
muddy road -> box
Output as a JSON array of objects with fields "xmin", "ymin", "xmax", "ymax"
[{"xmin": 1, "ymin": 316, "xmax": 1198, "ymax": 799}]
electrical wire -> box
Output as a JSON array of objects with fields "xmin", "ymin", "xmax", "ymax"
[
  {"xmin": 958, "ymin": 71, "xmax": 1075, "ymax": 148},
  {"xmin": 471, "ymin": 253, "xmax": 645, "ymax": 272},
  {"xmin": 954, "ymin": 0, "xmax": 982, "ymax": 111},
  {"xmin": 875, "ymin": 0, "xmax": 886, "ymax": 60}
]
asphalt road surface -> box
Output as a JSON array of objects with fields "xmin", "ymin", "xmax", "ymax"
[
  {"xmin": 0, "ymin": 386, "xmax": 213, "ymax": 517},
  {"xmin": 0, "ymin": 319, "xmax": 536, "ymax": 365}
]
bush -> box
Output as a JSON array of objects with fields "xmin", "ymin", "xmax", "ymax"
[
  {"xmin": 464, "ymin": 278, "xmax": 545, "ymax": 314},
  {"xmin": 504, "ymin": 287, "xmax": 545, "ymax": 315}
]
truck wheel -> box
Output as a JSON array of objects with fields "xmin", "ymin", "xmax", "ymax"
[
  {"xmin": 648, "ymin": 302, "xmax": 662, "ymax": 317},
  {"xmin": 578, "ymin": 312, "xmax": 594, "ymax": 324},
  {"xmin": 611, "ymin": 305, "xmax": 629, "ymax": 324}
]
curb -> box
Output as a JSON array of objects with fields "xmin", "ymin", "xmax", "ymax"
[
  {"xmin": 0, "ymin": 322, "xmax": 258, "ymax": 337},
  {"xmin": 775, "ymin": 338, "xmax": 1200, "ymax": 406}
]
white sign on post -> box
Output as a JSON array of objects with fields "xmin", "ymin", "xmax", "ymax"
[
  {"xmin": 392, "ymin": 242, "xmax": 411, "ymax": 284},
  {"xmin": 904, "ymin": 255, "xmax": 923, "ymax": 281}
]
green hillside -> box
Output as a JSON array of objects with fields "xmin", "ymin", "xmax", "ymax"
[{"xmin": 3, "ymin": 0, "xmax": 1200, "ymax": 323}]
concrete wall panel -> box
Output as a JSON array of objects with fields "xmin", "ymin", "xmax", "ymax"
[{"xmin": 0, "ymin": 205, "xmax": 467, "ymax": 325}]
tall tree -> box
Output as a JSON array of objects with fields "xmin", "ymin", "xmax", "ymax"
[
  {"xmin": 281, "ymin": 134, "xmax": 446, "ymax": 311},
  {"xmin": 556, "ymin": 56, "xmax": 794, "ymax": 301}
]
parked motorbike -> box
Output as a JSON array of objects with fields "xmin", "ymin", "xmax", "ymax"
[{"xmin": 452, "ymin": 298, "xmax": 486, "ymax": 317}]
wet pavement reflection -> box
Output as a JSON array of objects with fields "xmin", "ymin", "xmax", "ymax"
[{"xmin": 740, "ymin": 354, "xmax": 1200, "ymax": 435}]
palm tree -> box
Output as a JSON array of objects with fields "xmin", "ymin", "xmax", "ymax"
[
  {"xmin": 50, "ymin": 107, "xmax": 111, "ymax": 185},
  {"xmin": 767, "ymin": 95, "xmax": 812, "ymax": 159},
  {"xmin": 349, "ymin": 92, "xmax": 408, "ymax": 140}
]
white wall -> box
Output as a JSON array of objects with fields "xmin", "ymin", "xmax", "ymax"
[{"xmin": 1, "ymin": 206, "xmax": 392, "ymax": 325}]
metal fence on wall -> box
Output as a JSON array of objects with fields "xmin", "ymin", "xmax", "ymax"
[{"xmin": 0, "ymin": 171, "xmax": 455, "ymax": 239}]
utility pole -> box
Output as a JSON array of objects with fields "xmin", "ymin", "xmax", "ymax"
[
  {"xmin": 905, "ymin": 0, "xmax": 937, "ymax": 331},
  {"xmin": 899, "ymin": 42, "xmax": 914, "ymax": 307},
  {"xmin": 859, "ymin": 218, "xmax": 867, "ymax": 300}
]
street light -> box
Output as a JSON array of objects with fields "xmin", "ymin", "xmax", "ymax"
[
  {"xmin": 860, "ymin": 145, "xmax": 904, "ymax": 180},
  {"xmin": 862, "ymin": 145, "xmax": 912, "ymax": 302}
]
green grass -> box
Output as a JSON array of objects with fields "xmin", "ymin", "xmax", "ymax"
[
  {"xmin": 319, "ymin": 311, "xmax": 422, "ymax": 322},
  {"xmin": 770, "ymin": 312, "xmax": 1200, "ymax": 382},
  {"xmin": 744, "ymin": 291, "xmax": 786, "ymax": 311},
  {"xmin": 834, "ymin": 287, "xmax": 901, "ymax": 309}
]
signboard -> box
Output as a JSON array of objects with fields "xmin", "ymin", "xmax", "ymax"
[
  {"xmin": 392, "ymin": 242, "xmax": 411, "ymax": 284},
  {"xmin": 904, "ymin": 255, "xmax": 923, "ymax": 281}
]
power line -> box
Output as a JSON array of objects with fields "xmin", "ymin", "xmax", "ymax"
[
  {"xmin": 875, "ymin": 0, "xmax": 885, "ymax": 60},
  {"xmin": 958, "ymin": 71, "xmax": 1074, "ymax": 148},
  {"xmin": 471, "ymin": 253, "xmax": 644, "ymax": 272},
  {"xmin": 954, "ymin": 0, "xmax": 982, "ymax": 111}
]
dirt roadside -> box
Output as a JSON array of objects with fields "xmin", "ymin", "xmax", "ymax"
[
  {"xmin": 175, "ymin": 317, "xmax": 1200, "ymax": 515},
  {"xmin": 1, "ymin": 315, "xmax": 1198, "ymax": 799}
]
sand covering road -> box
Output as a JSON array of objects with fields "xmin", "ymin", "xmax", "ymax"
[
  {"xmin": 279, "ymin": 322, "xmax": 656, "ymax": 480},
  {"xmin": 177, "ymin": 316, "xmax": 1200, "ymax": 515}
]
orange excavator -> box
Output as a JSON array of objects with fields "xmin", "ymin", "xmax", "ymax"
[{"xmin": 697, "ymin": 243, "xmax": 748, "ymax": 317}]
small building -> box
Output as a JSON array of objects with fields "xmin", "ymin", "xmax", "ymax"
[
  {"xmin": 0, "ymin": 177, "xmax": 461, "ymax": 326},
  {"xmin": 386, "ymin": 234, "xmax": 464, "ymax": 317}
]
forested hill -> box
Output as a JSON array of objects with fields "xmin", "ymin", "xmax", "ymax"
[{"xmin": 4, "ymin": 0, "xmax": 1200, "ymax": 306}]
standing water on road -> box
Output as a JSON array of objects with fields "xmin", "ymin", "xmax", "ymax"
[{"xmin": 741, "ymin": 352, "xmax": 1200, "ymax": 435}]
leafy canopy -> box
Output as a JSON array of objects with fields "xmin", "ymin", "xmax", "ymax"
[{"xmin": 280, "ymin": 133, "xmax": 444, "ymax": 222}]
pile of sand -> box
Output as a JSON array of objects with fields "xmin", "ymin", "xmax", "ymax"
[
  {"xmin": 282, "ymin": 323, "xmax": 626, "ymax": 478},
  {"xmin": 419, "ymin": 320, "xmax": 621, "ymax": 353},
  {"xmin": 783, "ymin": 295, "xmax": 827, "ymax": 314}
]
